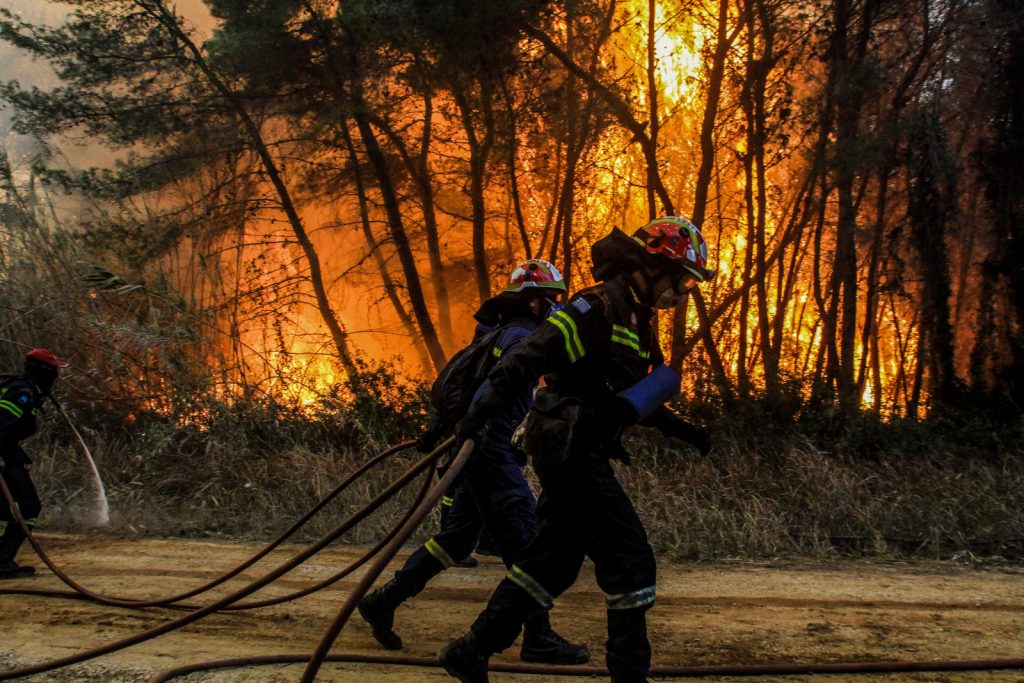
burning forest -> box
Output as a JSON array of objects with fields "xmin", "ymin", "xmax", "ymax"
[{"xmin": 0, "ymin": 0, "xmax": 1022, "ymax": 567}]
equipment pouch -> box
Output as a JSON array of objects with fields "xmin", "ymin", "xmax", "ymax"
[{"xmin": 521, "ymin": 388, "xmax": 581, "ymax": 469}]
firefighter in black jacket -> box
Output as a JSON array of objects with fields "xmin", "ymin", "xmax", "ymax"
[
  {"xmin": 0, "ymin": 348, "xmax": 68, "ymax": 579},
  {"xmin": 439, "ymin": 217, "xmax": 715, "ymax": 683}
]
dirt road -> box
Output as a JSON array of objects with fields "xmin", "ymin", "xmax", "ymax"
[{"xmin": 1, "ymin": 534, "xmax": 1023, "ymax": 682}]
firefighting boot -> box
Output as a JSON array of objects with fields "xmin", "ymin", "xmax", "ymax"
[
  {"xmin": 606, "ymin": 605, "xmax": 652, "ymax": 683},
  {"xmin": 439, "ymin": 632, "xmax": 490, "ymax": 683},
  {"xmin": 0, "ymin": 527, "xmax": 34, "ymax": 579},
  {"xmin": 520, "ymin": 612, "xmax": 590, "ymax": 664},
  {"xmin": 455, "ymin": 555, "xmax": 479, "ymax": 568},
  {"xmin": 356, "ymin": 578, "xmax": 409, "ymax": 650},
  {"xmin": 0, "ymin": 559, "xmax": 35, "ymax": 579}
]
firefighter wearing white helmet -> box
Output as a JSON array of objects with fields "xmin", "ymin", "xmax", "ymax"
[
  {"xmin": 358, "ymin": 259, "xmax": 589, "ymax": 666},
  {"xmin": 442, "ymin": 219, "xmax": 715, "ymax": 683}
]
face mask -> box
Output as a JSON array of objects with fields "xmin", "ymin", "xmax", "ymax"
[
  {"xmin": 648, "ymin": 270, "xmax": 699, "ymax": 309},
  {"xmin": 652, "ymin": 288, "xmax": 683, "ymax": 309},
  {"xmin": 645, "ymin": 272, "xmax": 680, "ymax": 309}
]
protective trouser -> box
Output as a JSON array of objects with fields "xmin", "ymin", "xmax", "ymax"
[
  {"xmin": 466, "ymin": 450, "xmax": 657, "ymax": 681},
  {"xmin": 0, "ymin": 464, "xmax": 42, "ymax": 563},
  {"xmin": 385, "ymin": 450, "xmax": 543, "ymax": 617},
  {"xmin": 395, "ymin": 447, "xmax": 538, "ymax": 578},
  {"xmin": 437, "ymin": 481, "xmax": 498, "ymax": 557}
]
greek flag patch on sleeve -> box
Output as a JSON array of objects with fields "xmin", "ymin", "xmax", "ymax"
[{"xmin": 571, "ymin": 298, "xmax": 591, "ymax": 314}]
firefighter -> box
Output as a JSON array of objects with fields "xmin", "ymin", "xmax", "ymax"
[
  {"xmin": 358, "ymin": 259, "xmax": 590, "ymax": 665},
  {"xmin": 0, "ymin": 348, "xmax": 69, "ymax": 579},
  {"xmin": 439, "ymin": 217, "xmax": 715, "ymax": 683}
]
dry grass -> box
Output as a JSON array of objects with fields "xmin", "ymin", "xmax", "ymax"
[
  {"xmin": 28, "ymin": 399, "xmax": 441, "ymax": 550},
  {"xmin": 21, "ymin": 402, "xmax": 1024, "ymax": 564},
  {"xmin": 619, "ymin": 426, "xmax": 1024, "ymax": 562}
]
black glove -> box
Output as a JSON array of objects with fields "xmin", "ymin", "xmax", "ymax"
[
  {"xmin": 415, "ymin": 429, "xmax": 442, "ymax": 454},
  {"xmin": 647, "ymin": 409, "xmax": 711, "ymax": 456},
  {"xmin": 664, "ymin": 419, "xmax": 711, "ymax": 456},
  {"xmin": 454, "ymin": 409, "xmax": 490, "ymax": 449}
]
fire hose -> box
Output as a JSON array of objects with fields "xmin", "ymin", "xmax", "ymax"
[
  {"xmin": 3, "ymin": 436, "xmax": 1024, "ymax": 681},
  {"xmin": 0, "ymin": 439, "xmax": 436, "ymax": 610},
  {"xmin": 0, "ymin": 438, "xmax": 419, "ymax": 609},
  {"xmin": 0, "ymin": 436, "xmax": 461, "ymax": 680}
]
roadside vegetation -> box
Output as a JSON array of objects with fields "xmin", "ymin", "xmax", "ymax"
[{"xmin": 28, "ymin": 384, "xmax": 1024, "ymax": 563}]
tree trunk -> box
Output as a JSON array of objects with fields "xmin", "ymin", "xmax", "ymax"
[
  {"xmin": 645, "ymin": 0, "xmax": 659, "ymax": 221},
  {"xmin": 669, "ymin": 0, "xmax": 734, "ymax": 390},
  {"xmin": 906, "ymin": 107, "xmax": 960, "ymax": 407},
  {"xmin": 340, "ymin": 124, "xmax": 434, "ymax": 376},
  {"xmin": 369, "ymin": 95, "xmax": 455, "ymax": 350},
  {"xmin": 340, "ymin": 22, "xmax": 447, "ymax": 371},
  {"xmin": 499, "ymin": 76, "xmax": 534, "ymax": 260},
  {"xmin": 149, "ymin": 1, "xmax": 362, "ymax": 384},
  {"xmin": 454, "ymin": 81, "xmax": 497, "ymax": 305}
]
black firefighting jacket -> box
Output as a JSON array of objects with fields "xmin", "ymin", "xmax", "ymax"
[
  {"xmin": 475, "ymin": 274, "xmax": 675, "ymax": 460},
  {"xmin": 0, "ymin": 377, "xmax": 41, "ymax": 467}
]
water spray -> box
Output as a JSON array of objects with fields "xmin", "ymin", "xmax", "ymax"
[{"xmin": 50, "ymin": 397, "xmax": 109, "ymax": 527}]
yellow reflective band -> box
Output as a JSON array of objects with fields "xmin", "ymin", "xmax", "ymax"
[
  {"xmin": 612, "ymin": 324, "xmax": 640, "ymax": 342},
  {"xmin": 24, "ymin": 518, "xmax": 37, "ymax": 527},
  {"xmin": 548, "ymin": 310, "xmax": 585, "ymax": 363},
  {"xmin": 0, "ymin": 400, "xmax": 23, "ymax": 418},
  {"xmin": 606, "ymin": 585, "xmax": 656, "ymax": 610},
  {"xmin": 425, "ymin": 537, "xmax": 457, "ymax": 569},
  {"xmin": 611, "ymin": 326, "xmax": 651, "ymax": 360},
  {"xmin": 491, "ymin": 346, "xmax": 502, "ymax": 358},
  {"xmin": 441, "ymin": 496, "xmax": 454, "ymax": 507},
  {"xmin": 611, "ymin": 332, "xmax": 639, "ymax": 350},
  {"xmin": 548, "ymin": 315, "xmax": 576, "ymax": 362},
  {"xmin": 507, "ymin": 564, "xmax": 553, "ymax": 607}
]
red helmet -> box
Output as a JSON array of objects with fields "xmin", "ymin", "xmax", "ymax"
[
  {"xmin": 632, "ymin": 216, "xmax": 714, "ymax": 282},
  {"xmin": 25, "ymin": 348, "xmax": 69, "ymax": 369},
  {"xmin": 505, "ymin": 259, "xmax": 567, "ymax": 294}
]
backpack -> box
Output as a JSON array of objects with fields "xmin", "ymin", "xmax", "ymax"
[{"xmin": 428, "ymin": 326, "xmax": 525, "ymax": 438}]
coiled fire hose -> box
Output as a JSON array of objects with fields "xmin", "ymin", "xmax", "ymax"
[
  {"xmin": 4, "ymin": 436, "xmax": 1024, "ymax": 681},
  {"xmin": 0, "ymin": 436, "xmax": 458, "ymax": 680},
  {"xmin": 0, "ymin": 439, "xmax": 419, "ymax": 609}
]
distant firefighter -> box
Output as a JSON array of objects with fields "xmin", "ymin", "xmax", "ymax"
[
  {"xmin": 441, "ymin": 217, "xmax": 715, "ymax": 683},
  {"xmin": 0, "ymin": 348, "xmax": 68, "ymax": 579}
]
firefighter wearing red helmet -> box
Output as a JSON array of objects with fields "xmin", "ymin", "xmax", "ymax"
[
  {"xmin": 1, "ymin": 348, "xmax": 69, "ymax": 579},
  {"xmin": 358, "ymin": 259, "xmax": 589, "ymax": 666},
  {"xmin": 440, "ymin": 218, "xmax": 714, "ymax": 683}
]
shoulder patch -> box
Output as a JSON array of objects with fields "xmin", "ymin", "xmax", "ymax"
[{"xmin": 571, "ymin": 298, "xmax": 592, "ymax": 314}]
